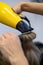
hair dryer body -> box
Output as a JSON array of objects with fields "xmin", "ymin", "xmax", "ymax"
[{"xmin": 0, "ymin": 2, "xmax": 22, "ymax": 28}]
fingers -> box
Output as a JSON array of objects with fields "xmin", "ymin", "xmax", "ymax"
[
  {"xmin": 3, "ymin": 32, "xmax": 12, "ymax": 39},
  {"xmin": 0, "ymin": 34, "xmax": 6, "ymax": 46},
  {"xmin": 0, "ymin": 35, "xmax": 5, "ymax": 41},
  {"xmin": 2, "ymin": 32, "xmax": 18, "ymax": 39},
  {"xmin": 0, "ymin": 32, "xmax": 21, "ymax": 50},
  {"xmin": 0, "ymin": 32, "xmax": 18, "ymax": 45},
  {"xmin": 0, "ymin": 32, "xmax": 20, "ymax": 42}
]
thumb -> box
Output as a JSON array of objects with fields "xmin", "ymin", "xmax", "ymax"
[{"xmin": 11, "ymin": 7, "xmax": 22, "ymax": 14}]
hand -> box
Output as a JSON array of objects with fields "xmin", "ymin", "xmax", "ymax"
[
  {"xmin": 12, "ymin": 2, "xmax": 23, "ymax": 14},
  {"xmin": 0, "ymin": 32, "xmax": 28, "ymax": 65}
]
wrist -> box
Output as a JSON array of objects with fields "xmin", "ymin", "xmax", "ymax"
[
  {"xmin": 11, "ymin": 55, "xmax": 29, "ymax": 65},
  {"xmin": 10, "ymin": 51, "xmax": 29, "ymax": 65},
  {"xmin": 21, "ymin": 2, "xmax": 26, "ymax": 11},
  {"xmin": 21, "ymin": 2, "xmax": 29, "ymax": 11}
]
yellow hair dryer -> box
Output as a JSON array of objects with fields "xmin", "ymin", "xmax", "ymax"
[{"xmin": 0, "ymin": 2, "xmax": 33, "ymax": 33}]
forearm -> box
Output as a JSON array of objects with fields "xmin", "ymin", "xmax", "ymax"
[{"xmin": 21, "ymin": 2, "xmax": 43, "ymax": 15}]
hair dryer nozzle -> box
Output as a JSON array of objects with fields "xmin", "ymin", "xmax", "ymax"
[{"xmin": 16, "ymin": 21, "xmax": 33, "ymax": 33}]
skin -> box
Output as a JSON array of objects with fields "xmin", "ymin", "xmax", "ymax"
[
  {"xmin": 0, "ymin": 32, "xmax": 28, "ymax": 65},
  {"xmin": 12, "ymin": 2, "xmax": 43, "ymax": 15},
  {"xmin": 0, "ymin": 32, "xmax": 41, "ymax": 65},
  {"xmin": 0, "ymin": 2, "xmax": 43, "ymax": 65}
]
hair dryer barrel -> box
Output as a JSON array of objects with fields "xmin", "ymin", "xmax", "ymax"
[{"xmin": 0, "ymin": 2, "xmax": 22, "ymax": 28}]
